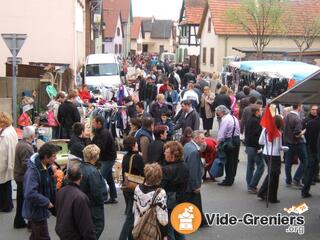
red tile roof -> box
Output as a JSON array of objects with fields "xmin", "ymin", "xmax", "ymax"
[
  {"xmin": 103, "ymin": 10, "xmax": 121, "ymax": 38},
  {"xmin": 131, "ymin": 17, "xmax": 141, "ymax": 40},
  {"xmin": 184, "ymin": 0, "xmax": 206, "ymax": 25},
  {"xmin": 103, "ymin": 0, "xmax": 130, "ymax": 23},
  {"xmin": 200, "ymin": 0, "xmax": 320, "ymax": 36}
]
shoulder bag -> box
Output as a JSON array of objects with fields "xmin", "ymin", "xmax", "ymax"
[
  {"xmin": 121, "ymin": 154, "xmax": 145, "ymax": 192},
  {"xmin": 132, "ymin": 188, "xmax": 162, "ymax": 240}
]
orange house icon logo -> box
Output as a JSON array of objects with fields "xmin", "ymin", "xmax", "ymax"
[{"xmin": 171, "ymin": 202, "xmax": 202, "ymax": 235}]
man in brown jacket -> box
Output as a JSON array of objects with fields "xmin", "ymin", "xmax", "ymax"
[
  {"xmin": 13, "ymin": 126, "xmax": 35, "ymax": 228},
  {"xmin": 55, "ymin": 165, "xmax": 96, "ymax": 240}
]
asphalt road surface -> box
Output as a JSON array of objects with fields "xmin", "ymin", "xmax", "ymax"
[{"xmin": 1, "ymin": 143, "xmax": 320, "ymax": 240}]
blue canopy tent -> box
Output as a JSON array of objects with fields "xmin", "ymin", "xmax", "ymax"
[{"xmin": 230, "ymin": 60, "xmax": 320, "ymax": 82}]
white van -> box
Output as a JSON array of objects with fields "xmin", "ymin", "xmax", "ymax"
[
  {"xmin": 84, "ymin": 53, "xmax": 121, "ymax": 88},
  {"xmin": 160, "ymin": 52, "xmax": 176, "ymax": 64}
]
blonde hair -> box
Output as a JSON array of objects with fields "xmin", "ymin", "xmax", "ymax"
[
  {"xmin": 144, "ymin": 163, "xmax": 163, "ymax": 186},
  {"xmin": 83, "ymin": 144, "xmax": 100, "ymax": 163},
  {"xmin": 156, "ymin": 94, "xmax": 165, "ymax": 101},
  {"xmin": 0, "ymin": 112, "xmax": 13, "ymax": 127},
  {"xmin": 203, "ymin": 86, "xmax": 210, "ymax": 92}
]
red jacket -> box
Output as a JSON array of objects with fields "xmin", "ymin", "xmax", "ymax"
[
  {"xmin": 159, "ymin": 84, "xmax": 168, "ymax": 95},
  {"xmin": 79, "ymin": 89, "xmax": 91, "ymax": 102},
  {"xmin": 201, "ymin": 138, "xmax": 217, "ymax": 169}
]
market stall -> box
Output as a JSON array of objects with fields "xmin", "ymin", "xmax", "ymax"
[
  {"xmin": 224, "ymin": 60, "xmax": 320, "ymax": 98},
  {"xmin": 272, "ymin": 70, "xmax": 320, "ymax": 105}
]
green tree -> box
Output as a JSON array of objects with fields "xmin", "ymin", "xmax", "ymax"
[{"xmin": 225, "ymin": 0, "xmax": 285, "ymax": 59}]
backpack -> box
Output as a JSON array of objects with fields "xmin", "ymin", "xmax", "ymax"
[{"xmin": 132, "ymin": 188, "xmax": 162, "ymax": 240}]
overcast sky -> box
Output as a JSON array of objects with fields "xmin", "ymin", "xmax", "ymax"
[{"xmin": 132, "ymin": 0, "xmax": 183, "ymax": 21}]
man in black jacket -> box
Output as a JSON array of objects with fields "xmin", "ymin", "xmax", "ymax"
[
  {"xmin": 302, "ymin": 105, "xmax": 318, "ymax": 129},
  {"xmin": 244, "ymin": 105, "xmax": 264, "ymax": 193},
  {"xmin": 55, "ymin": 165, "xmax": 96, "ymax": 240},
  {"xmin": 302, "ymin": 108, "xmax": 320, "ymax": 198},
  {"xmin": 57, "ymin": 89, "xmax": 81, "ymax": 139},
  {"xmin": 140, "ymin": 76, "xmax": 157, "ymax": 109},
  {"xmin": 92, "ymin": 115, "xmax": 118, "ymax": 204},
  {"xmin": 147, "ymin": 125, "xmax": 167, "ymax": 165},
  {"xmin": 68, "ymin": 122, "xmax": 86, "ymax": 159},
  {"xmin": 174, "ymin": 100, "xmax": 200, "ymax": 131}
]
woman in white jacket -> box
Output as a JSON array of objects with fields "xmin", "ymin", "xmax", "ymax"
[
  {"xmin": 257, "ymin": 115, "xmax": 285, "ymax": 203},
  {"xmin": 0, "ymin": 112, "xmax": 18, "ymax": 212}
]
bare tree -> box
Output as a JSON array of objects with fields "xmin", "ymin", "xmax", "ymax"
[
  {"xmin": 288, "ymin": 15, "xmax": 320, "ymax": 61},
  {"xmin": 225, "ymin": 0, "xmax": 285, "ymax": 59}
]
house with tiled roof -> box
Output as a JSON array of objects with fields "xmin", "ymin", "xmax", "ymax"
[
  {"xmin": 0, "ymin": 0, "xmax": 86, "ymax": 77},
  {"xmin": 103, "ymin": 0, "xmax": 132, "ymax": 56},
  {"xmin": 198, "ymin": 0, "xmax": 320, "ymax": 74},
  {"xmin": 130, "ymin": 17, "xmax": 143, "ymax": 55},
  {"xmin": 102, "ymin": 10, "xmax": 124, "ymax": 55},
  {"xmin": 177, "ymin": 0, "xmax": 206, "ymax": 63},
  {"xmin": 141, "ymin": 18, "xmax": 174, "ymax": 55}
]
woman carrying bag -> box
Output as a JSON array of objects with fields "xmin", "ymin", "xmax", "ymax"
[
  {"xmin": 119, "ymin": 136, "xmax": 145, "ymax": 240},
  {"xmin": 200, "ymin": 86, "xmax": 215, "ymax": 137},
  {"xmin": 132, "ymin": 163, "xmax": 168, "ymax": 240}
]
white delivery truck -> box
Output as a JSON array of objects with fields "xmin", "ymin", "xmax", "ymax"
[{"xmin": 84, "ymin": 53, "xmax": 121, "ymax": 88}]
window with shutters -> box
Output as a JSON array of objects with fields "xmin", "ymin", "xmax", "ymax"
[
  {"xmin": 202, "ymin": 47, "xmax": 206, "ymax": 64},
  {"xmin": 115, "ymin": 44, "xmax": 118, "ymax": 53},
  {"xmin": 210, "ymin": 48, "xmax": 214, "ymax": 65},
  {"xmin": 208, "ymin": 17, "xmax": 211, "ymax": 33}
]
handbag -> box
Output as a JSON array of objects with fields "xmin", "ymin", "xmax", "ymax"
[
  {"xmin": 47, "ymin": 110, "xmax": 58, "ymax": 127},
  {"xmin": 121, "ymin": 154, "xmax": 145, "ymax": 192},
  {"xmin": 18, "ymin": 112, "xmax": 31, "ymax": 127},
  {"xmin": 209, "ymin": 158, "xmax": 225, "ymax": 178}
]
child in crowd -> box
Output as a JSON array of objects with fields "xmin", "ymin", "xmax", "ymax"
[
  {"xmin": 51, "ymin": 162, "xmax": 65, "ymax": 190},
  {"xmin": 157, "ymin": 112, "xmax": 174, "ymax": 140}
]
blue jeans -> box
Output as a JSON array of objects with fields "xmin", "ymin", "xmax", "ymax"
[
  {"xmin": 285, "ymin": 143, "xmax": 307, "ymax": 184},
  {"xmin": 245, "ymin": 147, "xmax": 265, "ymax": 189},
  {"xmin": 302, "ymin": 146, "xmax": 317, "ymax": 195},
  {"xmin": 100, "ymin": 161, "xmax": 117, "ymax": 200}
]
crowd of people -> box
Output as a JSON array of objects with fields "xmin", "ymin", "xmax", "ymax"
[{"xmin": 0, "ymin": 56, "xmax": 319, "ymax": 240}]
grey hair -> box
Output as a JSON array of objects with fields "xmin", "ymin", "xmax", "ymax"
[
  {"xmin": 23, "ymin": 126, "xmax": 36, "ymax": 139},
  {"xmin": 192, "ymin": 130, "xmax": 205, "ymax": 139},
  {"xmin": 215, "ymin": 105, "xmax": 230, "ymax": 115}
]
